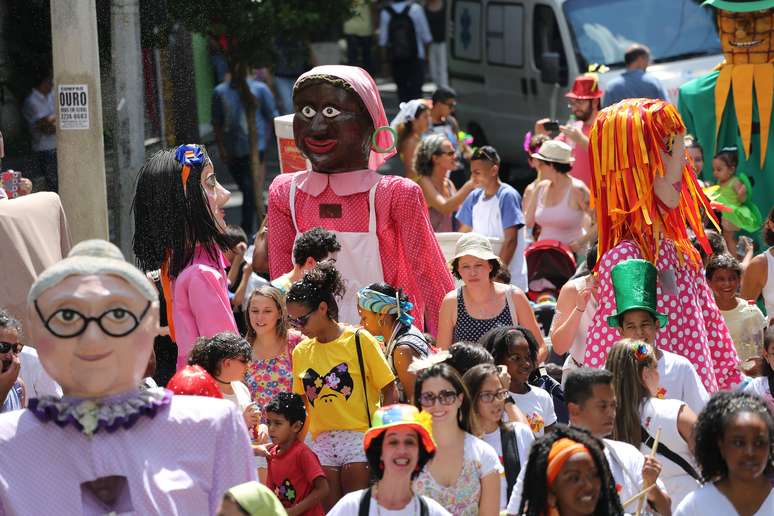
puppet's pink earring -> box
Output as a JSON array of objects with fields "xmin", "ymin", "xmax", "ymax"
[{"xmin": 371, "ymin": 126, "xmax": 398, "ymax": 153}]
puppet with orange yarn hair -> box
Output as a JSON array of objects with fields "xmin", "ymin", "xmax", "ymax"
[{"xmin": 582, "ymin": 98, "xmax": 741, "ymax": 392}]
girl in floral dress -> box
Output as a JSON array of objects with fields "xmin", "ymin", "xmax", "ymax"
[
  {"xmin": 243, "ymin": 285, "xmax": 303, "ymax": 481},
  {"xmin": 413, "ymin": 363, "xmax": 502, "ymax": 516}
]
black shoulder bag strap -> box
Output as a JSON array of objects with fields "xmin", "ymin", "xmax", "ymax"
[
  {"xmin": 355, "ymin": 330, "xmax": 372, "ymax": 428},
  {"xmin": 500, "ymin": 424, "xmax": 521, "ymax": 501},
  {"xmin": 360, "ymin": 487, "xmax": 429, "ymax": 516},
  {"xmin": 641, "ymin": 425, "xmax": 700, "ymax": 480},
  {"xmin": 358, "ymin": 487, "xmax": 373, "ymax": 516}
]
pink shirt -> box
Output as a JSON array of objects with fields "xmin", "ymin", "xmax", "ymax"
[
  {"xmin": 0, "ymin": 395, "xmax": 255, "ymax": 515},
  {"xmin": 268, "ymin": 170, "xmax": 454, "ymax": 334},
  {"xmin": 172, "ymin": 246, "xmax": 238, "ymax": 369},
  {"xmin": 558, "ymin": 121, "xmax": 592, "ymax": 188}
]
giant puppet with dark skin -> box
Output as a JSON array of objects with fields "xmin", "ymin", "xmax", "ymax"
[{"xmin": 267, "ymin": 66, "xmax": 454, "ymax": 333}]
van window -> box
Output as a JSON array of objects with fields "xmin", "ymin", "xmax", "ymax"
[
  {"xmin": 563, "ymin": 0, "xmax": 720, "ymax": 68},
  {"xmin": 533, "ymin": 4, "xmax": 568, "ymax": 85},
  {"xmin": 487, "ymin": 3, "xmax": 524, "ymax": 67},
  {"xmin": 452, "ymin": 0, "xmax": 482, "ymax": 62}
]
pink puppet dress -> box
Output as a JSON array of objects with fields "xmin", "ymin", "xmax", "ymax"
[
  {"xmin": 268, "ymin": 66, "xmax": 454, "ymax": 333},
  {"xmin": 582, "ymin": 99, "xmax": 741, "ymax": 391}
]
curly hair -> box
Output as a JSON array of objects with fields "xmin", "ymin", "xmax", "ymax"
[
  {"xmin": 414, "ymin": 363, "xmax": 475, "ymax": 434},
  {"xmin": 365, "ymin": 429, "xmax": 435, "ymax": 481},
  {"xmin": 244, "ymin": 285, "xmax": 288, "ymax": 343},
  {"xmin": 705, "ymin": 253, "xmax": 742, "ymax": 281},
  {"xmin": 0, "ymin": 308, "xmax": 22, "ymax": 337},
  {"xmin": 765, "ymin": 207, "xmax": 774, "ymax": 247},
  {"xmin": 413, "ymin": 134, "xmax": 448, "ymax": 177},
  {"xmin": 480, "ymin": 326, "xmax": 539, "ymax": 367},
  {"xmin": 265, "ymin": 392, "xmax": 307, "ymax": 426},
  {"xmin": 286, "ymin": 260, "xmax": 346, "ymax": 321},
  {"xmin": 292, "ymin": 227, "xmax": 341, "ymax": 266},
  {"xmin": 694, "ymin": 391, "xmax": 774, "ymax": 482},
  {"xmin": 518, "ymin": 425, "xmax": 624, "ymax": 516},
  {"xmin": 605, "ymin": 339, "xmax": 657, "ymax": 447},
  {"xmin": 445, "ymin": 342, "xmax": 494, "ymax": 377},
  {"xmin": 132, "ymin": 146, "xmax": 230, "ymax": 277},
  {"xmin": 187, "ymin": 331, "xmax": 251, "ymax": 378}
]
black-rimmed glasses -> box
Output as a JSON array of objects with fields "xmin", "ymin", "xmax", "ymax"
[
  {"xmin": 0, "ymin": 342, "xmax": 22, "ymax": 354},
  {"xmin": 419, "ymin": 389, "xmax": 459, "ymax": 407},
  {"xmin": 34, "ymin": 300, "xmax": 151, "ymax": 338},
  {"xmin": 287, "ymin": 307, "xmax": 316, "ymax": 328}
]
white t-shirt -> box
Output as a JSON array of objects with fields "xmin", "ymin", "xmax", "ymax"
[
  {"xmin": 19, "ymin": 347, "xmax": 61, "ymax": 399},
  {"xmin": 481, "ymin": 422, "xmax": 534, "ymax": 510},
  {"xmin": 505, "ymin": 435, "xmax": 662, "ymax": 515},
  {"xmin": 21, "ymin": 88, "xmax": 56, "ymax": 151},
  {"xmin": 658, "ymin": 350, "xmax": 709, "ymax": 414},
  {"xmin": 510, "ymin": 386, "xmax": 556, "ymax": 436},
  {"xmin": 641, "ymin": 397, "xmax": 699, "ymax": 511},
  {"xmin": 222, "ymin": 381, "xmax": 252, "ymax": 414},
  {"xmin": 329, "ymin": 489, "xmax": 451, "ymax": 516},
  {"xmin": 675, "ymin": 482, "xmax": 774, "ymax": 516},
  {"xmin": 743, "ymin": 376, "xmax": 774, "ymax": 414}
]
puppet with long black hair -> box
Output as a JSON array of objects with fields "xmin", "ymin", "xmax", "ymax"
[{"xmin": 133, "ymin": 144, "xmax": 237, "ymax": 370}]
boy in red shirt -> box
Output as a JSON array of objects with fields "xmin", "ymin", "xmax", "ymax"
[{"xmin": 263, "ymin": 393, "xmax": 329, "ymax": 515}]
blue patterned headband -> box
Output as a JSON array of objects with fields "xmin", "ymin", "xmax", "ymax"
[
  {"xmin": 174, "ymin": 144, "xmax": 205, "ymax": 186},
  {"xmin": 357, "ymin": 287, "xmax": 414, "ymax": 326}
]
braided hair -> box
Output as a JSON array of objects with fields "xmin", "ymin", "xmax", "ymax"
[
  {"xmin": 518, "ymin": 425, "xmax": 624, "ymax": 516},
  {"xmin": 285, "ymin": 260, "xmax": 345, "ymax": 321},
  {"xmin": 132, "ymin": 146, "xmax": 230, "ymax": 277},
  {"xmin": 694, "ymin": 391, "xmax": 774, "ymax": 483}
]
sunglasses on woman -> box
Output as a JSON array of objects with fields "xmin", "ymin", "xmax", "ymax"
[
  {"xmin": 478, "ymin": 389, "xmax": 509, "ymax": 403},
  {"xmin": 419, "ymin": 389, "xmax": 459, "ymax": 407},
  {"xmin": 287, "ymin": 307, "xmax": 316, "ymax": 328},
  {"xmin": 0, "ymin": 342, "xmax": 22, "ymax": 354}
]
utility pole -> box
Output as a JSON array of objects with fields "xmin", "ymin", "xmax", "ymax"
[
  {"xmin": 109, "ymin": 0, "xmax": 144, "ymax": 258},
  {"xmin": 50, "ymin": 0, "xmax": 109, "ymax": 243}
]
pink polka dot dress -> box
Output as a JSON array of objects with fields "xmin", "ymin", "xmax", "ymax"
[{"xmin": 584, "ymin": 240, "xmax": 741, "ymax": 391}]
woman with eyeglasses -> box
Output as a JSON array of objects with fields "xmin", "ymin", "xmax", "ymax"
[
  {"xmin": 414, "ymin": 134, "xmax": 475, "ymax": 232},
  {"xmin": 463, "ymin": 363, "xmax": 534, "ymax": 512},
  {"xmin": 285, "ymin": 260, "xmax": 399, "ymax": 511},
  {"xmin": 413, "ymin": 363, "xmax": 502, "ymax": 516},
  {"xmin": 0, "ymin": 308, "xmax": 25, "ymax": 412}
]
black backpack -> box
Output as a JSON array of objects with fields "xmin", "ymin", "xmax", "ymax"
[{"xmin": 385, "ymin": 5, "xmax": 418, "ymax": 61}]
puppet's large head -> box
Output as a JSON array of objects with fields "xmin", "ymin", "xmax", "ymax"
[
  {"xmin": 27, "ymin": 240, "xmax": 159, "ymax": 398},
  {"xmin": 706, "ymin": 0, "xmax": 774, "ymax": 64},
  {"xmin": 589, "ymin": 99, "xmax": 717, "ymax": 268},
  {"xmin": 293, "ymin": 65, "xmax": 396, "ymax": 174}
]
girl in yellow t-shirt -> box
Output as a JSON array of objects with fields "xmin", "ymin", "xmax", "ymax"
[{"xmin": 286, "ymin": 261, "xmax": 398, "ymax": 511}]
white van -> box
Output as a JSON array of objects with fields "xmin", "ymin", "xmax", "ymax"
[{"xmin": 447, "ymin": 0, "xmax": 723, "ymax": 165}]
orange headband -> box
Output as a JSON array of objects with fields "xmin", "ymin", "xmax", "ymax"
[{"xmin": 546, "ymin": 438, "xmax": 590, "ymax": 488}]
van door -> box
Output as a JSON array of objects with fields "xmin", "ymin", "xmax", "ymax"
[
  {"xmin": 481, "ymin": 1, "xmax": 532, "ymax": 155},
  {"xmin": 531, "ymin": 2, "xmax": 575, "ymax": 124}
]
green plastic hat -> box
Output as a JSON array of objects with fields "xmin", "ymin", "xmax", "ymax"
[
  {"xmin": 607, "ymin": 259, "xmax": 668, "ymax": 329},
  {"xmin": 702, "ymin": 0, "xmax": 774, "ymax": 12}
]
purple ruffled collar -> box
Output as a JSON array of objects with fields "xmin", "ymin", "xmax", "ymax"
[{"xmin": 28, "ymin": 388, "xmax": 172, "ymax": 436}]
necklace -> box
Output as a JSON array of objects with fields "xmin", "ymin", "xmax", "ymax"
[{"xmin": 373, "ymin": 482, "xmax": 418, "ymax": 516}]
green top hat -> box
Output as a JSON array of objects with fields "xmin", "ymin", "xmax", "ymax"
[
  {"xmin": 702, "ymin": 0, "xmax": 774, "ymax": 12},
  {"xmin": 607, "ymin": 259, "xmax": 668, "ymax": 329}
]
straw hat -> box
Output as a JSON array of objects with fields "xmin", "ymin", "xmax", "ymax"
[
  {"xmin": 531, "ymin": 140, "xmax": 575, "ymax": 165},
  {"xmin": 363, "ymin": 404, "xmax": 436, "ymax": 454},
  {"xmin": 451, "ymin": 233, "xmax": 499, "ymax": 262}
]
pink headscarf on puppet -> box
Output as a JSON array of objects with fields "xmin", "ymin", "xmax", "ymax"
[{"xmin": 294, "ymin": 65, "xmax": 397, "ymax": 170}]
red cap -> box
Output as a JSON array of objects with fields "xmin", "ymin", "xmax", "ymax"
[
  {"xmin": 565, "ymin": 75, "xmax": 604, "ymax": 100},
  {"xmin": 167, "ymin": 365, "xmax": 223, "ymax": 399}
]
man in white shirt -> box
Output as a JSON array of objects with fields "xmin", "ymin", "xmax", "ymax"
[
  {"xmin": 506, "ymin": 368, "xmax": 671, "ymax": 515},
  {"xmin": 21, "ymin": 70, "xmax": 57, "ymax": 192},
  {"xmin": 20, "ymin": 346, "xmax": 61, "ymax": 399}
]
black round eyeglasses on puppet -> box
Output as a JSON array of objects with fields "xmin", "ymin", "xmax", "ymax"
[
  {"xmin": 34, "ymin": 300, "xmax": 151, "ymax": 338},
  {"xmin": 292, "ymin": 79, "xmax": 374, "ymax": 174}
]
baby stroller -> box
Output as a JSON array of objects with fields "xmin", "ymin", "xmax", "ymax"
[{"xmin": 525, "ymin": 240, "xmax": 576, "ymax": 337}]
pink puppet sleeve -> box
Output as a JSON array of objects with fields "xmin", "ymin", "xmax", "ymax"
[
  {"xmin": 391, "ymin": 180, "xmax": 454, "ymax": 335},
  {"xmin": 267, "ymin": 175, "xmax": 296, "ymax": 280}
]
